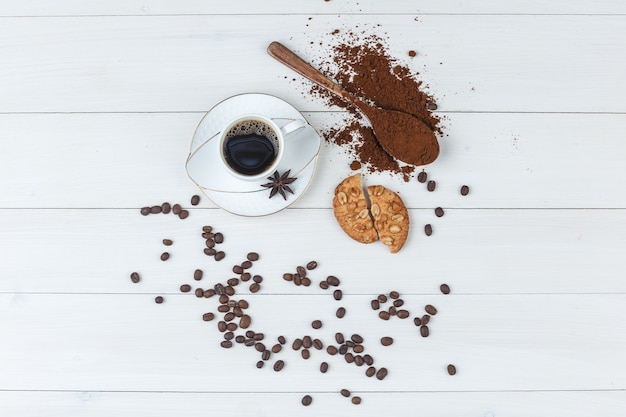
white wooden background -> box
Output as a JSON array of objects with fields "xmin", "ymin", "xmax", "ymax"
[{"xmin": 2, "ymin": 1, "xmax": 626, "ymax": 416}]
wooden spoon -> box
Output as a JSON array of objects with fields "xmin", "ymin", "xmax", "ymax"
[{"xmin": 267, "ymin": 41, "xmax": 439, "ymax": 166}]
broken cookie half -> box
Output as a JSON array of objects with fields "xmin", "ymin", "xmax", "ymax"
[{"xmin": 332, "ymin": 174, "xmax": 409, "ymax": 253}]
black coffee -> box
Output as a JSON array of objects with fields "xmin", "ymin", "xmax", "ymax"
[{"xmin": 224, "ymin": 120, "xmax": 278, "ymax": 176}]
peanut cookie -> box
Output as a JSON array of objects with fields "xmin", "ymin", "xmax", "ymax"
[
  {"xmin": 333, "ymin": 174, "xmax": 378, "ymax": 244},
  {"xmin": 367, "ymin": 185, "xmax": 410, "ymax": 253}
]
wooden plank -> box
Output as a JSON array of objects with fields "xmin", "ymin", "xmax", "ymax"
[
  {"xmin": 1, "ymin": 293, "xmax": 625, "ymax": 392},
  {"xmin": 0, "ymin": 208, "xmax": 624, "ymax": 294},
  {"xmin": 1, "ymin": 390, "xmax": 625, "ymax": 417},
  {"xmin": 1, "ymin": 112, "xmax": 625, "ymax": 209},
  {"xmin": 1, "ymin": 15, "xmax": 625, "ymax": 113},
  {"xmin": 2, "ymin": 0, "xmax": 626, "ymax": 16}
]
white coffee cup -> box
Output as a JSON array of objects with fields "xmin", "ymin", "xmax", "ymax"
[{"xmin": 219, "ymin": 114, "xmax": 305, "ymax": 181}]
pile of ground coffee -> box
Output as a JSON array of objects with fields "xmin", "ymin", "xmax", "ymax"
[{"xmin": 309, "ymin": 32, "xmax": 442, "ymax": 181}]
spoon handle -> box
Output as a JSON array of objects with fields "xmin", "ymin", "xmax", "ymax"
[{"xmin": 267, "ymin": 41, "xmax": 356, "ymax": 106}]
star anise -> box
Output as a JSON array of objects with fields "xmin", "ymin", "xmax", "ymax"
[{"xmin": 261, "ymin": 170, "xmax": 297, "ymax": 200}]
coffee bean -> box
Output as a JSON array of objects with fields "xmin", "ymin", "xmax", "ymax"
[
  {"xmin": 191, "ymin": 269, "xmax": 202, "ymax": 281},
  {"xmin": 224, "ymin": 331, "xmax": 234, "ymax": 341},
  {"xmin": 351, "ymin": 334, "xmax": 363, "ymax": 344},
  {"xmin": 301, "ymin": 349, "xmax": 311, "ymax": 359},
  {"xmin": 256, "ymin": 360, "xmax": 264, "ymax": 369},
  {"xmin": 292, "ymin": 339, "xmax": 303, "ymax": 350},
  {"xmin": 344, "ymin": 353, "xmax": 354, "ymax": 363},
  {"xmin": 326, "ymin": 276, "xmax": 340, "ymax": 286},
  {"xmin": 335, "ymin": 332, "xmax": 345, "ymax": 344},
  {"xmin": 178, "ymin": 210, "xmax": 189, "ymax": 220},
  {"xmin": 249, "ymin": 283, "xmax": 260, "ymax": 293},
  {"xmin": 214, "ymin": 251, "xmax": 225, "ymax": 261},
  {"xmin": 140, "ymin": 207, "xmax": 150, "ymax": 216},
  {"xmin": 312, "ymin": 320, "xmax": 322, "ymax": 329},
  {"xmin": 352, "ymin": 396, "xmax": 362, "ymax": 405},
  {"xmin": 204, "ymin": 237, "xmax": 215, "ymax": 247},
  {"xmin": 218, "ymin": 294, "xmax": 229, "ymax": 304},
  {"xmin": 339, "ymin": 344, "xmax": 348, "ymax": 355},
  {"xmin": 302, "ymin": 336, "xmax": 312, "ymax": 348},
  {"xmin": 388, "ymin": 306, "xmax": 397, "ymax": 316},
  {"xmin": 233, "ymin": 265, "xmax": 244, "ymax": 274},
  {"xmin": 278, "ymin": 335, "xmax": 286, "ymax": 345},
  {"xmin": 336, "ymin": 307, "xmax": 346, "ymax": 318},
  {"xmin": 353, "ymin": 344, "xmax": 364, "ymax": 354},
  {"xmin": 379, "ymin": 311, "xmax": 390, "ymax": 320},
  {"xmin": 435, "ymin": 207, "xmax": 444, "ymax": 217},
  {"xmin": 366, "ymin": 366, "xmax": 376, "ymax": 377},
  {"xmin": 180, "ymin": 284, "xmax": 191, "ymax": 293},
  {"xmin": 235, "ymin": 335, "xmax": 245, "ymax": 343},
  {"xmin": 393, "ymin": 299, "xmax": 404, "ymax": 307},
  {"xmin": 319, "ymin": 280, "xmax": 329, "ymax": 289},
  {"xmin": 371, "ymin": 299, "xmax": 380, "ymax": 310},
  {"xmin": 253, "ymin": 275, "xmax": 263, "ymax": 283},
  {"xmin": 130, "ymin": 272, "xmax": 140, "ymax": 283},
  {"xmin": 320, "ymin": 361, "xmax": 329, "ymax": 373},
  {"xmin": 389, "ymin": 291, "xmax": 400, "ymax": 299},
  {"xmin": 204, "ymin": 289, "xmax": 215, "ymax": 298},
  {"xmin": 440, "ymin": 283, "xmax": 451, "ymax": 294},
  {"xmin": 417, "ymin": 171, "xmax": 428, "ymax": 183},
  {"xmin": 333, "ymin": 289, "xmax": 343, "ymax": 300},
  {"xmin": 354, "ymin": 355, "xmax": 364, "ymax": 366},
  {"xmin": 283, "ymin": 273, "xmax": 293, "ymax": 281},
  {"xmin": 202, "ymin": 225, "xmax": 212, "ymax": 233},
  {"xmin": 306, "ymin": 261, "xmax": 318, "ymax": 270},
  {"xmin": 376, "ymin": 367, "xmax": 388, "ymax": 380},
  {"xmin": 273, "ymin": 360, "xmax": 285, "ymax": 371},
  {"xmin": 239, "ymin": 272, "xmax": 251, "ymax": 282},
  {"xmin": 204, "ymin": 248, "xmax": 216, "ymax": 256},
  {"xmin": 216, "ymin": 321, "xmax": 226, "ymax": 332},
  {"xmin": 397, "ymin": 309, "xmax": 410, "ymax": 319},
  {"xmin": 227, "ymin": 278, "xmax": 239, "ymax": 287},
  {"xmin": 460, "ymin": 185, "xmax": 470, "ymax": 196},
  {"xmin": 154, "ymin": 296, "xmax": 164, "ymax": 304},
  {"xmin": 313, "ymin": 339, "xmax": 323, "ymax": 350},
  {"xmin": 340, "ymin": 389, "xmax": 350, "ymax": 397},
  {"xmin": 214, "ymin": 233, "xmax": 224, "ymax": 244},
  {"xmin": 422, "ymin": 314, "xmax": 431, "ymax": 325},
  {"xmin": 172, "ymin": 204, "xmax": 181, "ymax": 215},
  {"xmin": 301, "ymin": 277, "xmax": 311, "ymax": 287},
  {"xmin": 233, "ymin": 307, "xmax": 243, "ymax": 317},
  {"xmin": 378, "ymin": 294, "xmax": 387, "ymax": 303},
  {"xmin": 272, "ymin": 344, "xmax": 282, "ymax": 353},
  {"xmin": 239, "ymin": 261, "xmax": 251, "ymax": 270},
  {"xmin": 255, "ymin": 342, "xmax": 265, "ymax": 352},
  {"xmin": 262, "ymin": 350, "xmax": 271, "ymax": 361},
  {"xmin": 150, "ymin": 205, "xmax": 162, "ymax": 214},
  {"xmin": 425, "ymin": 224, "xmax": 433, "ymax": 236},
  {"xmin": 302, "ymin": 395, "xmax": 312, "ymax": 406},
  {"xmin": 425, "ymin": 304, "xmax": 438, "ymax": 315},
  {"xmin": 190, "ymin": 195, "xmax": 200, "ymax": 206},
  {"xmin": 161, "ymin": 202, "xmax": 171, "ymax": 214},
  {"xmin": 254, "ymin": 333, "xmax": 265, "ymax": 341},
  {"xmin": 297, "ymin": 266, "xmax": 306, "ymax": 277},
  {"xmin": 346, "ymin": 341, "xmax": 355, "ymax": 348},
  {"xmin": 245, "ymin": 330, "xmax": 255, "ymax": 338},
  {"xmin": 194, "ymin": 288, "xmax": 204, "ymax": 298},
  {"xmin": 247, "ymin": 252, "xmax": 259, "ymax": 261},
  {"xmin": 239, "ymin": 314, "xmax": 251, "ymax": 329},
  {"xmin": 220, "ymin": 341, "xmax": 232, "ymax": 348},
  {"xmin": 293, "ymin": 275, "xmax": 302, "ymax": 286},
  {"xmin": 447, "ymin": 364, "xmax": 457, "ymax": 375},
  {"xmin": 244, "ymin": 339, "xmax": 255, "ymax": 347},
  {"xmin": 202, "ymin": 312, "xmax": 215, "ymax": 321},
  {"xmin": 327, "ymin": 345, "xmax": 338, "ymax": 355},
  {"xmin": 160, "ymin": 252, "xmax": 169, "ymax": 261},
  {"xmin": 420, "ymin": 325, "xmax": 430, "ymax": 337},
  {"xmin": 381, "ymin": 336, "xmax": 393, "ymax": 346},
  {"xmin": 224, "ymin": 312, "xmax": 235, "ymax": 322},
  {"xmin": 160, "ymin": 239, "xmax": 172, "ymax": 247},
  {"xmin": 363, "ymin": 354, "xmax": 374, "ymax": 365},
  {"xmin": 427, "ymin": 180, "xmax": 436, "ymax": 192},
  {"xmin": 224, "ymin": 285, "xmax": 235, "ymax": 296},
  {"xmin": 226, "ymin": 323, "xmax": 237, "ymax": 331}
]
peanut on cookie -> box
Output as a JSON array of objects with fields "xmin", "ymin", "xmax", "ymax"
[
  {"xmin": 332, "ymin": 174, "xmax": 378, "ymax": 244},
  {"xmin": 367, "ymin": 185, "xmax": 409, "ymax": 253}
]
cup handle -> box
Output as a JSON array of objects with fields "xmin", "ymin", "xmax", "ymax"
[{"xmin": 279, "ymin": 118, "xmax": 306, "ymax": 136}]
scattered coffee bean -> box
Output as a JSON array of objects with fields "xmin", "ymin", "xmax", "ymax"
[
  {"xmin": 313, "ymin": 339, "xmax": 323, "ymax": 350},
  {"xmin": 389, "ymin": 291, "xmax": 399, "ymax": 299},
  {"xmin": 247, "ymin": 252, "xmax": 259, "ymax": 261},
  {"xmin": 420, "ymin": 325, "xmax": 430, "ymax": 337},
  {"xmin": 262, "ymin": 350, "xmax": 271, "ymax": 361},
  {"xmin": 417, "ymin": 171, "xmax": 428, "ymax": 183},
  {"xmin": 240, "ymin": 272, "xmax": 251, "ymax": 282},
  {"xmin": 235, "ymin": 335, "xmax": 245, "ymax": 343},
  {"xmin": 218, "ymin": 294, "xmax": 229, "ymax": 304},
  {"xmin": 301, "ymin": 277, "xmax": 311, "ymax": 286},
  {"xmin": 336, "ymin": 307, "xmax": 346, "ymax": 318},
  {"xmin": 227, "ymin": 278, "xmax": 239, "ymax": 287},
  {"xmin": 344, "ymin": 353, "xmax": 354, "ymax": 363},
  {"xmin": 354, "ymin": 355, "xmax": 365, "ymax": 366},
  {"xmin": 283, "ymin": 273, "xmax": 293, "ymax": 281},
  {"xmin": 320, "ymin": 361, "xmax": 329, "ymax": 373},
  {"xmin": 353, "ymin": 344, "xmax": 364, "ymax": 354},
  {"xmin": 220, "ymin": 341, "xmax": 232, "ymax": 348},
  {"xmin": 366, "ymin": 366, "xmax": 376, "ymax": 377},
  {"xmin": 253, "ymin": 275, "xmax": 263, "ymax": 283},
  {"xmin": 302, "ymin": 336, "xmax": 312, "ymax": 348},
  {"xmin": 245, "ymin": 330, "xmax": 255, "ymax": 338},
  {"xmin": 150, "ymin": 205, "xmax": 162, "ymax": 214},
  {"xmin": 312, "ymin": 320, "xmax": 322, "ymax": 329},
  {"xmin": 379, "ymin": 311, "xmax": 390, "ymax": 320},
  {"xmin": 340, "ymin": 389, "xmax": 350, "ymax": 397},
  {"xmin": 302, "ymin": 395, "xmax": 312, "ymax": 406},
  {"xmin": 233, "ymin": 307, "xmax": 243, "ymax": 317},
  {"xmin": 130, "ymin": 272, "xmax": 140, "ymax": 283},
  {"xmin": 351, "ymin": 334, "xmax": 363, "ymax": 344},
  {"xmin": 427, "ymin": 180, "xmax": 436, "ymax": 192},
  {"xmin": 249, "ymin": 283, "xmax": 260, "ymax": 293},
  {"xmin": 346, "ymin": 341, "xmax": 355, "ymax": 348},
  {"xmin": 278, "ymin": 335, "xmax": 286, "ymax": 345},
  {"xmin": 272, "ymin": 344, "xmax": 282, "ymax": 353},
  {"xmin": 460, "ymin": 185, "xmax": 470, "ymax": 196},
  {"xmin": 333, "ymin": 289, "xmax": 343, "ymax": 300},
  {"xmin": 296, "ymin": 266, "xmax": 306, "ymax": 277},
  {"xmin": 319, "ymin": 280, "xmax": 329, "ymax": 289},
  {"xmin": 204, "ymin": 248, "xmax": 216, "ymax": 256},
  {"xmin": 381, "ymin": 336, "xmax": 393, "ymax": 346},
  {"xmin": 363, "ymin": 354, "xmax": 373, "ymax": 366},
  {"xmin": 422, "ymin": 314, "xmax": 431, "ymax": 325},
  {"xmin": 161, "ymin": 239, "xmax": 173, "ymax": 246},
  {"xmin": 180, "ymin": 284, "xmax": 191, "ymax": 293},
  {"xmin": 178, "ymin": 210, "xmax": 189, "ymax": 219},
  {"xmin": 226, "ymin": 323, "xmax": 237, "ymax": 331},
  {"xmin": 256, "ymin": 360, "xmax": 264, "ymax": 369},
  {"xmin": 378, "ymin": 294, "xmax": 387, "ymax": 303},
  {"xmin": 413, "ymin": 317, "xmax": 422, "ymax": 326},
  {"xmin": 435, "ymin": 207, "xmax": 444, "ymax": 217},
  {"xmin": 239, "ymin": 314, "xmax": 251, "ymax": 329},
  {"xmin": 224, "ymin": 286, "xmax": 235, "ymax": 296},
  {"xmin": 224, "ymin": 331, "xmax": 234, "ymax": 341},
  {"xmin": 327, "ymin": 345, "xmax": 338, "ymax": 355},
  {"xmin": 292, "ymin": 339, "xmax": 303, "ymax": 350},
  {"xmin": 161, "ymin": 202, "xmax": 171, "ymax": 214},
  {"xmin": 426, "ymin": 102, "xmax": 438, "ymax": 110},
  {"xmin": 240, "ymin": 261, "xmax": 252, "ymax": 270},
  {"xmin": 301, "ymin": 349, "xmax": 311, "ymax": 359},
  {"xmin": 154, "ymin": 296, "xmax": 164, "ymax": 304},
  {"xmin": 425, "ymin": 224, "xmax": 433, "ymax": 236},
  {"xmin": 224, "ymin": 312, "xmax": 235, "ymax": 322},
  {"xmin": 306, "ymin": 261, "xmax": 318, "ymax": 270},
  {"xmin": 273, "ymin": 360, "xmax": 285, "ymax": 371},
  {"xmin": 338, "ymin": 344, "xmax": 348, "ymax": 355},
  {"xmin": 233, "ymin": 265, "xmax": 244, "ymax": 274},
  {"xmin": 255, "ymin": 342, "xmax": 266, "ymax": 352},
  {"xmin": 172, "ymin": 204, "xmax": 181, "ymax": 215},
  {"xmin": 160, "ymin": 252, "xmax": 169, "ymax": 261},
  {"xmin": 335, "ymin": 332, "xmax": 345, "ymax": 344},
  {"xmin": 214, "ymin": 251, "xmax": 225, "ymax": 261},
  {"xmin": 254, "ymin": 333, "xmax": 265, "ymax": 341},
  {"xmin": 425, "ymin": 305, "xmax": 438, "ymax": 315},
  {"xmin": 447, "ymin": 364, "xmax": 457, "ymax": 375},
  {"xmin": 440, "ymin": 283, "xmax": 451, "ymax": 294},
  {"xmin": 217, "ymin": 321, "xmax": 227, "ymax": 332},
  {"xmin": 204, "ymin": 289, "xmax": 215, "ymax": 298},
  {"xmin": 326, "ymin": 276, "xmax": 340, "ymax": 286},
  {"xmin": 352, "ymin": 396, "xmax": 362, "ymax": 405},
  {"xmin": 376, "ymin": 367, "xmax": 388, "ymax": 380},
  {"xmin": 192, "ymin": 269, "xmax": 203, "ymax": 281},
  {"xmin": 202, "ymin": 312, "xmax": 215, "ymax": 321},
  {"xmin": 393, "ymin": 299, "xmax": 404, "ymax": 307},
  {"xmin": 204, "ymin": 237, "xmax": 215, "ymax": 246},
  {"xmin": 140, "ymin": 207, "xmax": 150, "ymax": 216},
  {"xmin": 190, "ymin": 195, "xmax": 200, "ymax": 206},
  {"xmin": 194, "ymin": 288, "xmax": 204, "ymax": 298},
  {"xmin": 397, "ymin": 309, "xmax": 410, "ymax": 319},
  {"xmin": 388, "ymin": 306, "xmax": 397, "ymax": 316},
  {"xmin": 371, "ymin": 299, "xmax": 380, "ymax": 310},
  {"xmin": 214, "ymin": 233, "xmax": 224, "ymax": 244}
]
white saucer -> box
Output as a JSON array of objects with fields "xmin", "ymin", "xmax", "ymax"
[{"xmin": 186, "ymin": 93, "xmax": 321, "ymax": 216}]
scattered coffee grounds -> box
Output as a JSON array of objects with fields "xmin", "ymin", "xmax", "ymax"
[
  {"xmin": 427, "ymin": 180, "xmax": 436, "ymax": 192},
  {"xmin": 440, "ymin": 283, "xmax": 451, "ymax": 294},
  {"xmin": 160, "ymin": 252, "xmax": 169, "ymax": 261},
  {"xmin": 435, "ymin": 207, "xmax": 444, "ymax": 217},
  {"xmin": 447, "ymin": 364, "xmax": 457, "ymax": 375},
  {"xmin": 130, "ymin": 272, "xmax": 140, "ymax": 283},
  {"xmin": 424, "ymin": 224, "xmax": 433, "ymax": 236},
  {"xmin": 307, "ymin": 32, "xmax": 442, "ymax": 180},
  {"xmin": 302, "ymin": 395, "xmax": 313, "ymax": 406},
  {"xmin": 162, "ymin": 239, "xmax": 173, "ymax": 246},
  {"xmin": 461, "ymin": 185, "xmax": 470, "ymax": 196},
  {"xmin": 191, "ymin": 195, "xmax": 200, "ymax": 205}
]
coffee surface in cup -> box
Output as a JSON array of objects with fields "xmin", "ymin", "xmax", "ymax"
[{"xmin": 224, "ymin": 120, "xmax": 279, "ymax": 176}]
